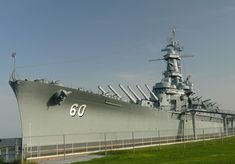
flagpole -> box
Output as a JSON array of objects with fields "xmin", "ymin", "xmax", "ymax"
[
  {"xmin": 13, "ymin": 55, "xmax": 16, "ymax": 71},
  {"xmin": 10, "ymin": 52, "xmax": 16, "ymax": 81}
]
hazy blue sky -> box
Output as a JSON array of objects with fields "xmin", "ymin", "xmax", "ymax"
[{"xmin": 1, "ymin": 0, "xmax": 235, "ymax": 138}]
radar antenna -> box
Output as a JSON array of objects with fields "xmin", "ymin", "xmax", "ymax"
[
  {"xmin": 148, "ymin": 55, "xmax": 194, "ymax": 62},
  {"xmin": 168, "ymin": 28, "xmax": 176, "ymax": 44}
]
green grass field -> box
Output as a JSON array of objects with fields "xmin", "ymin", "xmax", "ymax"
[{"xmin": 73, "ymin": 136, "xmax": 235, "ymax": 164}]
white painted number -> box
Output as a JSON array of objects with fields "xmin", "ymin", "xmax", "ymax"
[
  {"xmin": 70, "ymin": 104, "xmax": 86, "ymax": 117},
  {"xmin": 77, "ymin": 104, "xmax": 86, "ymax": 117},
  {"xmin": 70, "ymin": 104, "xmax": 78, "ymax": 117}
]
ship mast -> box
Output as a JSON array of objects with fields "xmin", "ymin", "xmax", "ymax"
[
  {"xmin": 150, "ymin": 29, "xmax": 194, "ymax": 109},
  {"xmin": 161, "ymin": 29, "xmax": 183, "ymax": 85}
]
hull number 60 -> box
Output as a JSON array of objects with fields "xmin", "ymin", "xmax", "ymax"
[{"xmin": 70, "ymin": 104, "xmax": 86, "ymax": 117}]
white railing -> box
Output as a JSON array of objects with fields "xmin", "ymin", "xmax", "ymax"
[
  {"xmin": 22, "ymin": 127, "xmax": 235, "ymax": 160},
  {"xmin": 0, "ymin": 145, "xmax": 21, "ymax": 163}
]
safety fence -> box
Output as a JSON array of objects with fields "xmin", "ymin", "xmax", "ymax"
[
  {"xmin": 0, "ymin": 138, "xmax": 21, "ymax": 163},
  {"xmin": 21, "ymin": 127, "xmax": 235, "ymax": 160}
]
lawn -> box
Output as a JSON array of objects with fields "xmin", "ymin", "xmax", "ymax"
[{"xmin": 73, "ymin": 136, "xmax": 235, "ymax": 164}]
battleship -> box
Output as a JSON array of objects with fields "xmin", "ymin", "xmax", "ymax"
[{"xmin": 9, "ymin": 30, "xmax": 235, "ymax": 157}]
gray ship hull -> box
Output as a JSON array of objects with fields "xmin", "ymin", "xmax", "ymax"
[
  {"xmin": 10, "ymin": 30, "xmax": 235, "ymax": 160},
  {"xmin": 10, "ymin": 80, "xmax": 223, "ymax": 147}
]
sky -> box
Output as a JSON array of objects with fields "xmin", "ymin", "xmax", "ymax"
[{"xmin": 1, "ymin": 0, "xmax": 235, "ymax": 138}]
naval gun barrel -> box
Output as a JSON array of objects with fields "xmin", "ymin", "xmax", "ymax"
[
  {"xmin": 193, "ymin": 96, "xmax": 202, "ymax": 100},
  {"xmin": 145, "ymin": 84, "xmax": 158, "ymax": 101},
  {"xmin": 211, "ymin": 102, "xmax": 217, "ymax": 106},
  {"xmin": 127, "ymin": 86, "xmax": 141, "ymax": 101},
  {"xmin": 98, "ymin": 86, "xmax": 107, "ymax": 95},
  {"xmin": 136, "ymin": 85, "xmax": 149, "ymax": 100},
  {"xmin": 202, "ymin": 99, "xmax": 211, "ymax": 103},
  {"xmin": 108, "ymin": 85, "xmax": 121, "ymax": 98},
  {"xmin": 207, "ymin": 102, "xmax": 213, "ymax": 106},
  {"xmin": 119, "ymin": 84, "xmax": 137, "ymax": 103}
]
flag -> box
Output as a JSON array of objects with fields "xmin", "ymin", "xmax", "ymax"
[{"xmin": 11, "ymin": 52, "xmax": 16, "ymax": 58}]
